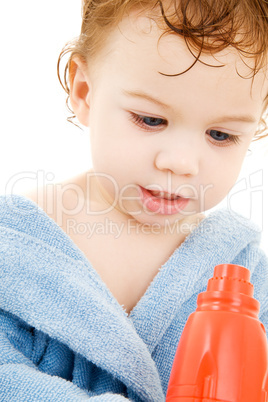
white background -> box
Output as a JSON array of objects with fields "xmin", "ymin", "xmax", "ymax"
[{"xmin": 0, "ymin": 1, "xmax": 268, "ymax": 253}]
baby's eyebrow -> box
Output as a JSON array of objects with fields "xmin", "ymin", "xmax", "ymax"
[
  {"xmin": 212, "ymin": 115, "xmax": 257, "ymax": 124},
  {"xmin": 122, "ymin": 89, "xmax": 258, "ymax": 124},
  {"xmin": 122, "ymin": 89, "xmax": 172, "ymax": 110}
]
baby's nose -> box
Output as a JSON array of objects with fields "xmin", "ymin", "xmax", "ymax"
[{"xmin": 154, "ymin": 138, "xmax": 200, "ymax": 177}]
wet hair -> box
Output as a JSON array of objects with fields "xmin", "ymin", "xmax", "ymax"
[{"xmin": 57, "ymin": 0, "xmax": 268, "ymax": 138}]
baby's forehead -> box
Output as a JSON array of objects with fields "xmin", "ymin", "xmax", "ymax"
[
  {"xmin": 91, "ymin": 11, "xmax": 267, "ymax": 116},
  {"xmin": 116, "ymin": 4, "xmax": 268, "ymax": 76},
  {"xmin": 111, "ymin": 11, "xmax": 267, "ymax": 84}
]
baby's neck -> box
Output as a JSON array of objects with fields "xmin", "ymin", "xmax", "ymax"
[{"xmin": 24, "ymin": 171, "xmax": 205, "ymax": 314}]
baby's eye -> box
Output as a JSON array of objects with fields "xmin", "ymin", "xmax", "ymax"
[
  {"xmin": 142, "ymin": 116, "xmax": 165, "ymax": 126},
  {"xmin": 129, "ymin": 113, "xmax": 167, "ymax": 131},
  {"xmin": 209, "ymin": 130, "xmax": 229, "ymax": 141},
  {"xmin": 207, "ymin": 129, "xmax": 240, "ymax": 146}
]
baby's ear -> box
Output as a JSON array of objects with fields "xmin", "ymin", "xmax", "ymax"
[{"xmin": 69, "ymin": 57, "xmax": 91, "ymax": 127}]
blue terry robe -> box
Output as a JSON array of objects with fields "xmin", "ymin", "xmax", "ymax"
[{"xmin": 0, "ymin": 195, "xmax": 267, "ymax": 401}]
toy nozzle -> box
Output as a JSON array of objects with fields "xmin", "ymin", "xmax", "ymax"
[{"xmin": 207, "ymin": 264, "xmax": 254, "ymax": 297}]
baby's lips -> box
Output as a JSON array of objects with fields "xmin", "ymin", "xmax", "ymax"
[
  {"xmin": 144, "ymin": 186, "xmax": 192, "ymax": 200},
  {"xmin": 149, "ymin": 190, "xmax": 180, "ymax": 200}
]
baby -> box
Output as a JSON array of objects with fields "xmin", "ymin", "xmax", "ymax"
[{"xmin": 0, "ymin": 0, "xmax": 268, "ymax": 400}]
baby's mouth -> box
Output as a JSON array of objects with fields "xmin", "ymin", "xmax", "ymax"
[
  {"xmin": 139, "ymin": 186, "xmax": 190, "ymax": 215},
  {"xmin": 149, "ymin": 190, "xmax": 181, "ymax": 201}
]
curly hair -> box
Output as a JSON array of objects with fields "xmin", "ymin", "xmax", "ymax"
[{"xmin": 57, "ymin": 0, "xmax": 268, "ymax": 139}]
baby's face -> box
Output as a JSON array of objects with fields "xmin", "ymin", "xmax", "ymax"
[{"xmin": 77, "ymin": 12, "xmax": 268, "ymax": 226}]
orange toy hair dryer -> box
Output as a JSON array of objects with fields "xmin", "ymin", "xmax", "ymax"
[{"xmin": 166, "ymin": 264, "xmax": 268, "ymax": 402}]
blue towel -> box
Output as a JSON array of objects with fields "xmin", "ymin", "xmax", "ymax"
[{"xmin": 0, "ymin": 195, "xmax": 267, "ymax": 401}]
